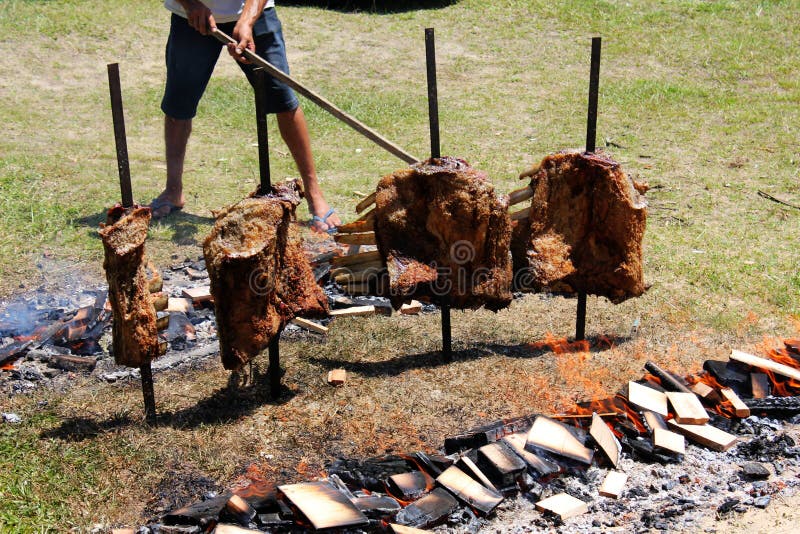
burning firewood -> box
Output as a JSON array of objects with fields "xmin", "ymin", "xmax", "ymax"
[
  {"xmin": 512, "ymin": 151, "xmax": 648, "ymax": 303},
  {"xmin": 99, "ymin": 205, "xmax": 160, "ymax": 367}
]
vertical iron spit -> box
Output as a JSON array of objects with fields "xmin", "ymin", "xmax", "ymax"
[
  {"xmin": 253, "ymin": 69, "xmax": 281, "ymax": 399},
  {"xmin": 426, "ymin": 28, "xmax": 452, "ymax": 362},
  {"xmin": 107, "ymin": 63, "xmax": 156, "ymax": 425},
  {"xmin": 576, "ymin": 37, "xmax": 602, "ymax": 342}
]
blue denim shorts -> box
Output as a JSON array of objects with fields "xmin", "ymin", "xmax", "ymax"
[{"xmin": 161, "ymin": 8, "xmax": 299, "ymax": 120}]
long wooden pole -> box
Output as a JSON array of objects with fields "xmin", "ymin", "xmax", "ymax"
[
  {"xmin": 212, "ymin": 28, "xmax": 419, "ymax": 165},
  {"xmin": 107, "ymin": 63, "xmax": 156, "ymax": 425},
  {"xmin": 576, "ymin": 37, "xmax": 601, "ymax": 342}
]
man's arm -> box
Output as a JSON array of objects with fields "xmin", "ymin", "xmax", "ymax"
[
  {"xmin": 228, "ymin": 0, "xmax": 269, "ymax": 63},
  {"xmin": 177, "ymin": 0, "xmax": 217, "ymax": 35}
]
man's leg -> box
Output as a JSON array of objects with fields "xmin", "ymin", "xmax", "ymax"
[
  {"xmin": 276, "ymin": 106, "xmax": 341, "ymax": 231},
  {"xmin": 152, "ymin": 116, "xmax": 192, "ymax": 218}
]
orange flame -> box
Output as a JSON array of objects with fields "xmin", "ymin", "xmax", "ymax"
[{"xmin": 528, "ymin": 332, "xmax": 590, "ymax": 355}]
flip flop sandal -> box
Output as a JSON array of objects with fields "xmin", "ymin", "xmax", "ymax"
[
  {"xmin": 149, "ymin": 197, "xmax": 183, "ymax": 219},
  {"xmin": 311, "ymin": 208, "xmax": 338, "ymax": 234}
]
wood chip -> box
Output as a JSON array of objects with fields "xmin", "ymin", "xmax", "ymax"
[
  {"xmin": 329, "ymin": 305, "xmax": 376, "ymax": 318},
  {"xmin": 667, "ymin": 420, "xmax": 738, "ymax": 452},
  {"xmin": 666, "ymin": 391, "xmax": 709, "ymax": 425},
  {"xmin": 291, "ymin": 317, "xmax": 329, "ymax": 335},
  {"xmin": 751, "ymin": 373, "xmax": 771, "ymax": 399},
  {"xmin": 181, "ymin": 286, "xmax": 213, "ymax": 303},
  {"xmin": 599, "ymin": 471, "xmax": 628, "ymax": 499},
  {"xmin": 627, "ymin": 381, "xmax": 668, "ymax": 416},
  {"xmin": 535, "ymin": 492, "xmax": 589, "ymax": 520},
  {"xmin": 327, "ymin": 369, "xmax": 347, "ymax": 386},
  {"xmin": 720, "ymin": 388, "xmax": 750, "ymax": 418},
  {"xmin": 435, "ymin": 466, "xmax": 503, "ymax": 515},
  {"xmin": 526, "ymin": 416, "xmax": 594, "ymax": 464},
  {"xmin": 166, "ymin": 297, "xmax": 193, "ymax": 313},
  {"xmin": 590, "ymin": 412, "xmax": 621, "ymax": 467},
  {"xmin": 730, "ymin": 349, "xmax": 800, "ymax": 382},
  {"xmin": 653, "ymin": 427, "xmax": 686, "ymax": 455},
  {"xmin": 279, "ymin": 481, "xmax": 368, "ymax": 530},
  {"xmin": 400, "ymin": 300, "xmax": 423, "ymax": 315}
]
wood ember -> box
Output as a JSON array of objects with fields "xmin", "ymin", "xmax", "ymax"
[
  {"xmin": 526, "ymin": 416, "xmax": 594, "ymax": 465},
  {"xmin": 599, "ymin": 470, "xmax": 628, "ymax": 499},
  {"xmin": 743, "ymin": 396, "xmax": 800, "ymax": 417},
  {"xmin": 703, "ymin": 360, "xmax": 750, "ymax": 390},
  {"xmin": 512, "ymin": 151, "xmax": 647, "ymax": 303},
  {"xmin": 393, "ymin": 487, "xmax": 459, "ymax": 529},
  {"xmin": 352, "ymin": 494, "xmax": 402, "ymax": 518},
  {"xmin": 203, "ymin": 187, "xmax": 327, "ymax": 370},
  {"xmin": 278, "ymin": 481, "xmax": 368, "ymax": 530},
  {"xmin": 99, "ymin": 205, "xmax": 160, "ymax": 367},
  {"xmin": 225, "ymin": 494, "xmax": 256, "ymax": 525},
  {"xmin": 666, "ymin": 392, "xmax": 709, "ymax": 425},
  {"xmin": 535, "ymin": 492, "xmax": 589, "ymax": 520},
  {"xmin": 374, "ymin": 156, "xmax": 513, "ymax": 311},
  {"xmin": 590, "ymin": 412, "xmax": 622, "ymax": 467},
  {"xmin": 627, "ymin": 381, "xmax": 668, "ymax": 416},
  {"xmin": 435, "ymin": 466, "xmax": 503, "ymax": 515},
  {"xmin": 667, "ymin": 421, "xmax": 738, "ymax": 452}
]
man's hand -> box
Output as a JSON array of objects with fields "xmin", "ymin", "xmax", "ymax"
[
  {"xmin": 181, "ymin": 0, "xmax": 216, "ymax": 35},
  {"xmin": 228, "ymin": 21, "xmax": 255, "ymax": 63}
]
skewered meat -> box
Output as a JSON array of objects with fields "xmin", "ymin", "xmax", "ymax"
[
  {"xmin": 513, "ymin": 151, "xmax": 648, "ymax": 303},
  {"xmin": 99, "ymin": 205, "xmax": 160, "ymax": 367},
  {"xmin": 203, "ymin": 185, "xmax": 327, "ymax": 370},
  {"xmin": 374, "ymin": 156, "xmax": 513, "ymax": 311}
]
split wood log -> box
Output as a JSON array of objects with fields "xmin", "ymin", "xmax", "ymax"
[
  {"xmin": 476, "ymin": 441, "xmax": 526, "ymax": 488},
  {"xmin": 666, "ymin": 391, "xmax": 709, "ymax": 425},
  {"xmin": 334, "ymin": 269, "xmax": 382, "ymax": 284},
  {"xmin": 628, "ymin": 381, "xmax": 668, "ymax": 416},
  {"xmin": 644, "ymin": 360, "xmax": 692, "ymax": 393},
  {"xmin": 278, "ymin": 481, "xmax": 368, "ymax": 530},
  {"xmin": 291, "ymin": 317, "xmax": 329, "ymax": 335},
  {"xmin": 501, "ymin": 433, "xmax": 559, "ymax": 477},
  {"xmin": 510, "ymin": 206, "xmax": 531, "ymax": 221},
  {"xmin": 331, "ymin": 250, "xmax": 382, "ymax": 268},
  {"xmin": 334, "ymin": 232, "xmax": 376, "ymax": 246},
  {"xmin": 535, "ymin": 493, "xmax": 589, "ymax": 520},
  {"xmin": 590, "ymin": 412, "xmax": 621, "ymax": 467},
  {"xmin": 751, "ymin": 373, "xmax": 771, "ymax": 399},
  {"xmin": 329, "ymin": 305, "xmax": 376, "ymax": 318},
  {"xmin": 435, "ymin": 466, "xmax": 503, "ymax": 515},
  {"xmin": 642, "ymin": 410, "xmax": 667, "ymax": 432},
  {"xmin": 730, "ymin": 349, "xmax": 800, "ymax": 382},
  {"xmin": 720, "ymin": 388, "xmax": 750, "ymax": 418},
  {"xmin": 457, "ymin": 456, "xmax": 498, "ymax": 491},
  {"xmin": 667, "ymin": 421, "xmax": 737, "ymax": 452},
  {"xmin": 507, "ymin": 185, "xmax": 534, "ymax": 206},
  {"xmin": 599, "ymin": 471, "xmax": 628, "ymax": 499},
  {"xmin": 691, "ymin": 381, "xmax": 720, "ymax": 403},
  {"xmin": 526, "ymin": 416, "xmax": 594, "ymax": 465},
  {"xmin": 356, "ymin": 191, "xmax": 376, "ymax": 213},
  {"xmin": 653, "ymin": 427, "xmax": 686, "ymax": 455}
]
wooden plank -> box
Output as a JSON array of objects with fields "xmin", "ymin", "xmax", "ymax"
[
  {"xmin": 400, "ymin": 300, "xmax": 423, "ymax": 315},
  {"xmin": 279, "ymin": 481, "xmax": 368, "ymax": 530},
  {"xmin": 627, "ymin": 381, "xmax": 668, "ymax": 416},
  {"xmin": 457, "ymin": 456, "xmax": 497, "ymax": 492},
  {"xmin": 336, "ymin": 219, "xmax": 374, "ymax": 234},
  {"xmin": 526, "ymin": 416, "xmax": 594, "ymax": 465},
  {"xmin": 387, "ymin": 471, "xmax": 433, "ymax": 501},
  {"xmin": 691, "ymin": 381, "xmax": 716, "ymax": 400},
  {"xmin": 751, "ymin": 373, "xmax": 771, "ymax": 399},
  {"xmin": 394, "ymin": 487, "xmax": 459, "ymax": 529},
  {"xmin": 435, "ymin": 466, "xmax": 503, "ymax": 515},
  {"xmin": 181, "ymin": 285, "xmax": 213, "ymax": 303},
  {"xmin": 291, "ymin": 317, "xmax": 329, "ymax": 335},
  {"xmin": 730, "ymin": 349, "xmax": 800, "ymax": 382},
  {"xmin": 653, "ymin": 427, "xmax": 686, "ymax": 455},
  {"xmin": 334, "ymin": 268, "xmax": 383, "ymax": 285},
  {"xmin": 477, "ymin": 441, "xmax": 526, "ymax": 488},
  {"xmin": 166, "ymin": 297, "xmax": 193, "ymax": 313},
  {"xmin": 329, "ymin": 305, "xmax": 376, "ymax": 318},
  {"xmin": 599, "ymin": 471, "xmax": 628, "ymax": 499},
  {"xmin": 720, "ymin": 388, "xmax": 750, "ymax": 418},
  {"xmin": 502, "ymin": 433, "xmax": 559, "ymax": 477},
  {"xmin": 642, "ymin": 410, "xmax": 668, "ymax": 431},
  {"xmin": 390, "ymin": 524, "xmax": 430, "ymax": 534},
  {"xmin": 327, "ymin": 369, "xmax": 347, "ymax": 386},
  {"xmin": 355, "ymin": 191, "xmax": 377, "ymax": 213},
  {"xmin": 335, "ymin": 232, "xmax": 376, "ymax": 246},
  {"xmin": 666, "ymin": 391, "xmax": 709, "ymax": 425},
  {"xmin": 667, "ymin": 420, "xmax": 738, "ymax": 452},
  {"xmin": 535, "ymin": 492, "xmax": 589, "ymax": 520},
  {"xmin": 510, "ymin": 206, "xmax": 531, "ymax": 221},
  {"xmin": 331, "ymin": 250, "xmax": 382, "ymax": 268},
  {"xmin": 589, "ymin": 412, "xmax": 621, "ymax": 467}
]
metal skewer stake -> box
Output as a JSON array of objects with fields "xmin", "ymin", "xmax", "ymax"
[
  {"xmin": 425, "ymin": 28, "xmax": 452, "ymax": 362},
  {"xmin": 576, "ymin": 36, "xmax": 602, "ymax": 342},
  {"xmin": 107, "ymin": 63, "xmax": 157, "ymax": 425},
  {"xmin": 252, "ymin": 69, "xmax": 281, "ymax": 400}
]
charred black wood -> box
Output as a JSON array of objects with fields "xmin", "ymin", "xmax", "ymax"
[
  {"xmin": 476, "ymin": 441, "xmax": 526, "ymax": 490},
  {"xmin": 444, "ymin": 414, "xmax": 537, "ymax": 454},
  {"xmin": 412, "ymin": 452, "xmax": 445, "ymax": 478},
  {"xmin": 352, "ymin": 494, "xmax": 402, "ymax": 519},
  {"xmin": 619, "ymin": 435, "xmax": 681, "ymax": 464},
  {"xmin": 393, "ymin": 487, "xmax": 459, "ymax": 529},
  {"xmin": 735, "ymin": 433, "xmax": 800, "ymax": 461},
  {"xmin": 644, "ymin": 360, "xmax": 692, "ymax": 393},
  {"xmin": 387, "ymin": 471, "xmax": 432, "ymax": 501},
  {"xmin": 743, "ymin": 396, "xmax": 800, "ymax": 418},
  {"xmin": 703, "ymin": 360, "xmax": 750, "ymax": 391},
  {"xmin": 162, "ymin": 493, "xmax": 231, "ymax": 527},
  {"xmin": 0, "ymin": 340, "xmax": 33, "ymax": 366},
  {"xmin": 328, "ymin": 456, "xmax": 413, "ymax": 492}
]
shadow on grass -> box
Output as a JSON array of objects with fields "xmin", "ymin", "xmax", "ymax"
[
  {"xmin": 39, "ymin": 367, "xmax": 294, "ymax": 442},
  {"xmin": 73, "ymin": 210, "xmax": 214, "ymax": 246},
  {"xmin": 281, "ymin": 0, "xmax": 459, "ymax": 14},
  {"xmin": 308, "ymin": 334, "xmax": 628, "ymax": 377}
]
